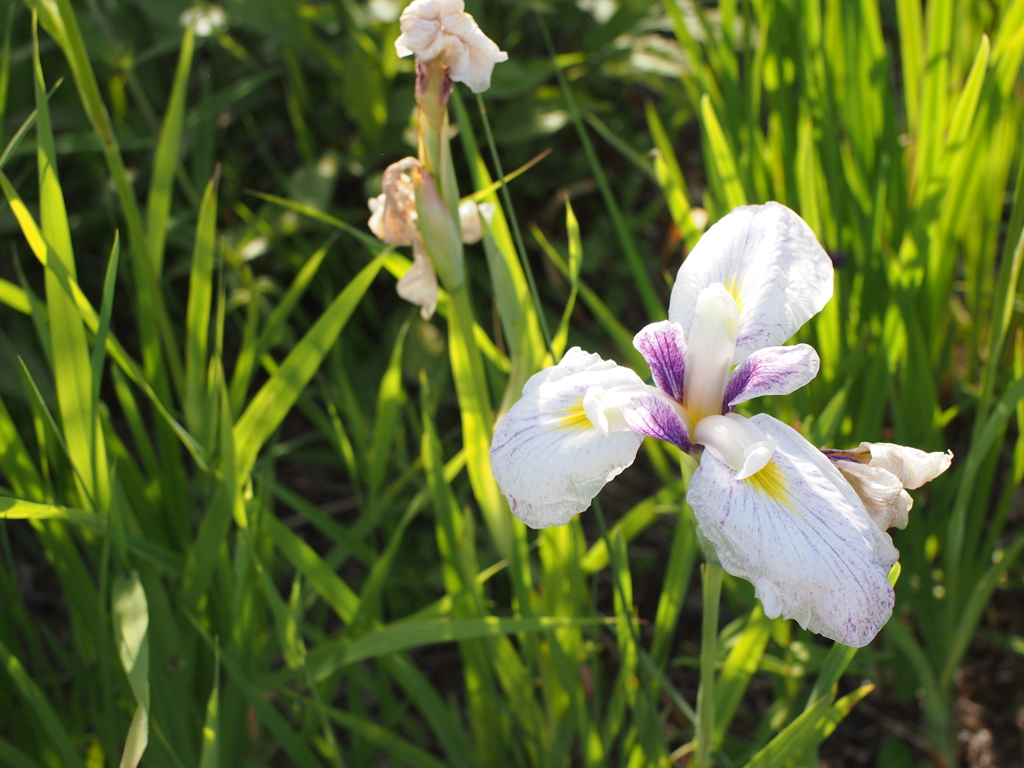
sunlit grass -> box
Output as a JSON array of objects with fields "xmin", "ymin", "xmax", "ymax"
[{"xmin": 0, "ymin": 0, "xmax": 1020, "ymax": 767}]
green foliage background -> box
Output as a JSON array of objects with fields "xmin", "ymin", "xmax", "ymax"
[{"xmin": 0, "ymin": 0, "xmax": 1022, "ymax": 766}]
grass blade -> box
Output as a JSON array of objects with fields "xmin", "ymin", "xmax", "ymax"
[
  {"xmin": 184, "ymin": 169, "xmax": 221, "ymax": 435},
  {"xmin": 112, "ymin": 573, "xmax": 150, "ymax": 768},
  {"xmin": 147, "ymin": 26, "xmax": 196, "ymax": 275},
  {"xmin": 538, "ymin": 15, "xmax": 665, "ymax": 322},
  {"xmin": 233, "ymin": 255, "xmax": 386, "ymax": 480},
  {"xmin": 0, "ymin": 638, "xmax": 87, "ymax": 768}
]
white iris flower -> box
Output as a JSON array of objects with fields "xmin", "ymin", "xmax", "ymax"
[
  {"xmin": 368, "ymin": 156, "xmax": 493, "ymax": 319},
  {"xmin": 490, "ymin": 202, "xmax": 951, "ymax": 647},
  {"xmin": 395, "ymin": 0, "xmax": 509, "ymax": 93}
]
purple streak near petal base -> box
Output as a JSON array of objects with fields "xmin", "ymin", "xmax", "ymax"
[
  {"xmin": 621, "ymin": 392, "xmax": 692, "ymax": 452},
  {"xmin": 723, "ymin": 344, "xmax": 821, "ymax": 411},
  {"xmin": 633, "ymin": 320, "xmax": 688, "ymax": 402}
]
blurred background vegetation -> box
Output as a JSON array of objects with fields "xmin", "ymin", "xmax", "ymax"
[{"xmin": 0, "ymin": 0, "xmax": 1022, "ymax": 766}]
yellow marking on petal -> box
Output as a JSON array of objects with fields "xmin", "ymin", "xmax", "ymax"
[
  {"xmin": 745, "ymin": 460, "xmax": 799, "ymax": 515},
  {"xmin": 553, "ymin": 399, "xmax": 592, "ymax": 432},
  {"xmin": 723, "ymin": 273, "xmax": 744, "ymax": 314}
]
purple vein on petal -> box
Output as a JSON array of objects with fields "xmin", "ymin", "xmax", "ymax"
[
  {"xmin": 633, "ymin": 320, "xmax": 687, "ymax": 402},
  {"xmin": 621, "ymin": 391, "xmax": 692, "ymax": 452}
]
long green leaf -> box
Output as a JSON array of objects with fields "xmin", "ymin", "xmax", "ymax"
[
  {"xmin": 147, "ymin": 26, "xmax": 196, "ymax": 274},
  {"xmin": 33, "ymin": 13, "xmax": 106, "ymax": 510},
  {"xmin": 198, "ymin": 649, "xmax": 219, "ymax": 768},
  {"xmin": 0, "ymin": 496, "xmax": 99, "ymax": 527},
  {"xmin": 112, "ymin": 573, "xmax": 150, "ymax": 768},
  {"xmin": 184, "ymin": 169, "xmax": 221, "ymax": 434},
  {"xmin": 700, "ymin": 93, "xmax": 748, "ymax": 210},
  {"xmin": 0, "ymin": 170, "xmax": 207, "ymax": 468},
  {"xmin": 233, "ymin": 255, "xmax": 385, "ymax": 480},
  {"xmin": 714, "ymin": 604, "xmax": 772, "ymax": 746},
  {"xmin": 0, "ymin": 638, "xmax": 87, "ymax": 768},
  {"xmin": 304, "ymin": 616, "xmax": 610, "ymax": 682}
]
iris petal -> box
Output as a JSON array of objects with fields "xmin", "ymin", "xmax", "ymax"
[
  {"xmin": 668, "ymin": 203, "xmax": 833, "ymax": 364},
  {"xmin": 491, "ymin": 348, "xmax": 645, "ymax": 528},
  {"xmin": 688, "ymin": 413, "xmax": 898, "ymax": 647},
  {"xmin": 632, "ymin": 320, "xmax": 687, "ymax": 402},
  {"xmin": 723, "ymin": 344, "xmax": 820, "ymax": 411},
  {"xmin": 620, "ymin": 390, "xmax": 693, "ymax": 451}
]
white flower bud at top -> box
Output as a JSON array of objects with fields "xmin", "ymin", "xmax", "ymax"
[
  {"xmin": 395, "ymin": 0, "xmax": 508, "ymax": 93},
  {"xmin": 180, "ymin": 5, "xmax": 227, "ymax": 37}
]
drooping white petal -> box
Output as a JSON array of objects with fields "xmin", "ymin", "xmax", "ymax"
[
  {"xmin": 396, "ymin": 244, "xmax": 439, "ymax": 320},
  {"xmin": 368, "ymin": 193, "xmax": 413, "ymax": 246},
  {"xmin": 490, "ymin": 348, "xmax": 645, "ymax": 528},
  {"xmin": 822, "ymin": 442, "xmax": 951, "ymax": 532},
  {"xmin": 669, "ymin": 203, "xmax": 833, "ymax": 364},
  {"xmin": 370, "ymin": 157, "xmax": 421, "ymax": 246},
  {"xmin": 633, "ymin": 320, "xmax": 687, "ymax": 402},
  {"xmin": 860, "ymin": 443, "xmax": 953, "ymax": 490},
  {"xmin": 833, "ymin": 460, "xmax": 912, "ymax": 531},
  {"xmin": 723, "ymin": 344, "xmax": 820, "ymax": 411},
  {"xmin": 395, "ymin": 0, "xmax": 508, "ymax": 93},
  {"xmin": 688, "ymin": 413, "xmax": 898, "ymax": 647},
  {"xmin": 459, "ymin": 200, "xmax": 483, "ymax": 244},
  {"xmin": 682, "ymin": 284, "xmax": 739, "ymax": 423},
  {"xmin": 443, "ymin": 10, "xmax": 509, "ymax": 92}
]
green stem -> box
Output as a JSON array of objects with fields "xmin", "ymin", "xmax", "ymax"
[
  {"xmin": 537, "ymin": 14, "xmax": 665, "ymax": 322},
  {"xmin": 695, "ymin": 561, "xmax": 723, "ymax": 768},
  {"xmin": 474, "ymin": 92, "xmax": 554, "ymax": 359},
  {"xmin": 416, "ymin": 62, "xmax": 460, "ymax": 225},
  {"xmin": 447, "ymin": 284, "xmax": 512, "ymax": 559}
]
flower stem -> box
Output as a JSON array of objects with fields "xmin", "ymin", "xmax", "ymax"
[
  {"xmin": 473, "ymin": 91, "xmax": 554, "ymax": 360},
  {"xmin": 416, "ymin": 62, "xmax": 461, "ymax": 227},
  {"xmin": 695, "ymin": 561, "xmax": 723, "ymax": 768}
]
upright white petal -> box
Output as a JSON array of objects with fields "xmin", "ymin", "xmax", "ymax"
[
  {"xmin": 491, "ymin": 348, "xmax": 645, "ymax": 529},
  {"xmin": 682, "ymin": 284, "xmax": 739, "ymax": 423},
  {"xmin": 395, "ymin": 0, "xmax": 445, "ymax": 58},
  {"xmin": 669, "ymin": 203, "xmax": 833, "ymax": 364},
  {"xmin": 688, "ymin": 413, "xmax": 898, "ymax": 647}
]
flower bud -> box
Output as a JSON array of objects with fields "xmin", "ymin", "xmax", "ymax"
[
  {"xmin": 414, "ymin": 167, "xmax": 464, "ymax": 290},
  {"xmin": 459, "ymin": 200, "xmax": 485, "ymax": 244},
  {"xmin": 395, "ymin": 0, "xmax": 508, "ymax": 93}
]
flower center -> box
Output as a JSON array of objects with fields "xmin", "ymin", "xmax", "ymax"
[{"xmin": 682, "ymin": 283, "xmax": 739, "ymax": 424}]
